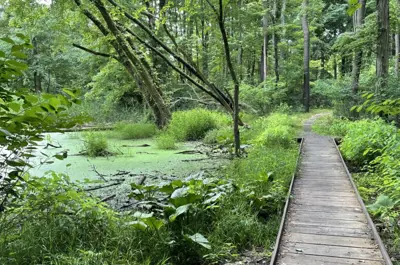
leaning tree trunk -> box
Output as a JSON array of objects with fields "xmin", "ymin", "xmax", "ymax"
[
  {"xmin": 302, "ymin": 0, "xmax": 310, "ymax": 112},
  {"xmin": 351, "ymin": 0, "xmax": 366, "ymax": 94},
  {"xmin": 376, "ymin": 0, "xmax": 390, "ymax": 90}
]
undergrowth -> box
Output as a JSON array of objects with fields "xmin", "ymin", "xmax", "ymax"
[
  {"xmin": 82, "ymin": 132, "xmax": 110, "ymax": 157},
  {"xmin": 114, "ymin": 122, "xmax": 158, "ymax": 140},
  {"xmin": 166, "ymin": 109, "xmax": 230, "ymax": 141},
  {"xmin": 0, "ymin": 111, "xmax": 305, "ymax": 265}
]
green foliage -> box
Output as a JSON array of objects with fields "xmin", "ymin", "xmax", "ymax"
[
  {"xmin": 167, "ymin": 109, "xmax": 230, "ymax": 141},
  {"xmin": 0, "ymin": 39, "xmax": 84, "ymax": 207},
  {"xmin": 83, "ymin": 132, "xmax": 109, "ymax": 157},
  {"xmin": 312, "ymin": 115, "xmax": 350, "ymax": 137},
  {"xmin": 203, "ymin": 126, "xmax": 233, "ymax": 145},
  {"xmin": 156, "ymin": 133, "xmax": 177, "ymax": 150},
  {"xmin": 311, "ymin": 79, "xmax": 342, "ymax": 107},
  {"xmin": 254, "ymin": 113, "xmax": 296, "ymax": 148},
  {"xmin": 0, "ymin": 172, "xmax": 169, "ymax": 265},
  {"xmin": 115, "ymin": 122, "xmax": 158, "ymax": 140},
  {"xmin": 352, "ymin": 92, "xmax": 400, "ymax": 116},
  {"xmin": 240, "ymin": 83, "xmax": 290, "ymax": 115},
  {"xmin": 340, "ymin": 119, "xmax": 397, "ymax": 166}
]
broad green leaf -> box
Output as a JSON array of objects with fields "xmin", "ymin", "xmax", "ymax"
[
  {"xmin": 133, "ymin": 211, "xmax": 154, "ymax": 219},
  {"xmin": 169, "ymin": 204, "xmax": 191, "ymax": 222},
  {"xmin": 8, "ymin": 102, "xmax": 20, "ymax": 112},
  {"xmin": 185, "ymin": 233, "xmax": 211, "ymax": 249},
  {"xmin": 1, "ymin": 37, "xmax": 15, "ymax": 44}
]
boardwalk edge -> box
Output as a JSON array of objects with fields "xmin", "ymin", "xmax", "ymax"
[
  {"xmin": 333, "ymin": 137, "xmax": 393, "ymax": 265},
  {"xmin": 269, "ymin": 138, "xmax": 304, "ymax": 265}
]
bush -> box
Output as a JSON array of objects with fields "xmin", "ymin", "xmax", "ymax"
[
  {"xmin": 114, "ymin": 122, "xmax": 158, "ymax": 140},
  {"xmin": 83, "ymin": 132, "xmax": 109, "ymax": 157},
  {"xmin": 156, "ymin": 134, "xmax": 177, "ymax": 149},
  {"xmin": 167, "ymin": 109, "xmax": 229, "ymax": 141},
  {"xmin": 203, "ymin": 127, "xmax": 233, "ymax": 145},
  {"xmin": 340, "ymin": 119, "xmax": 397, "ymax": 166},
  {"xmin": 254, "ymin": 113, "xmax": 296, "ymax": 148},
  {"xmin": 312, "ymin": 115, "xmax": 350, "ymax": 137}
]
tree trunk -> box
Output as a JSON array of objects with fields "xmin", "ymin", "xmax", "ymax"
[
  {"xmin": 212, "ymin": 0, "xmax": 241, "ymax": 156},
  {"xmin": 333, "ymin": 56, "xmax": 337, "ymax": 79},
  {"xmin": 302, "ymin": 0, "xmax": 310, "ymax": 112},
  {"xmin": 261, "ymin": 0, "xmax": 269, "ymax": 82},
  {"xmin": 351, "ymin": 0, "xmax": 366, "ymax": 94},
  {"xmin": 272, "ymin": 0, "xmax": 280, "ymax": 87},
  {"xmin": 395, "ymin": 0, "xmax": 400, "ymax": 78},
  {"xmin": 376, "ymin": 0, "xmax": 390, "ymax": 90},
  {"xmin": 93, "ymin": 0, "xmax": 171, "ymax": 127}
]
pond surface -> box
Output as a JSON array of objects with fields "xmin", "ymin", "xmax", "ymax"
[{"xmin": 28, "ymin": 132, "xmax": 227, "ymax": 181}]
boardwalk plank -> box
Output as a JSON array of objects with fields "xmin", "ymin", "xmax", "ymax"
[{"xmin": 275, "ymin": 127, "xmax": 386, "ymax": 265}]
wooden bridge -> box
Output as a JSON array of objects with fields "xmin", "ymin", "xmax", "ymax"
[{"xmin": 270, "ymin": 115, "xmax": 392, "ymax": 265}]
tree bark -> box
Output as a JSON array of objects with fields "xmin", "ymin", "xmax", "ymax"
[
  {"xmin": 333, "ymin": 56, "xmax": 337, "ymax": 79},
  {"xmin": 395, "ymin": 0, "xmax": 400, "ymax": 78},
  {"xmin": 207, "ymin": 0, "xmax": 241, "ymax": 156},
  {"xmin": 272, "ymin": 0, "xmax": 280, "ymax": 87},
  {"xmin": 351, "ymin": 0, "xmax": 366, "ymax": 94},
  {"xmin": 376, "ymin": 0, "xmax": 390, "ymax": 89},
  {"xmin": 261, "ymin": 0, "xmax": 269, "ymax": 82},
  {"xmin": 92, "ymin": 0, "xmax": 171, "ymax": 127},
  {"xmin": 302, "ymin": 0, "xmax": 310, "ymax": 112}
]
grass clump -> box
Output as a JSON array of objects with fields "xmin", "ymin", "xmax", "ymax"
[
  {"xmin": 312, "ymin": 114, "xmax": 349, "ymax": 137},
  {"xmin": 254, "ymin": 113, "xmax": 296, "ymax": 148},
  {"xmin": 115, "ymin": 122, "xmax": 157, "ymax": 140},
  {"xmin": 167, "ymin": 108, "xmax": 230, "ymax": 141},
  {"xmin": 83, "ymin": 132, "xmax": 109, "ymax": 157},
  {"xmin": 156, "ymin": 133, "xmax": 177, "ymax": 149},
  {"xmin": 203, "ymin": 126, "xmax": 233, "ymax": 145}
]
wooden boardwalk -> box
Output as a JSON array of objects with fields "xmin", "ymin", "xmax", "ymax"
[{"xmin": 274, "ymin": 116, "xmax": 389, "ymax": 265}]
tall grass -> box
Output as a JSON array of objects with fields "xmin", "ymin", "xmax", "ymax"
[
  {"xmin": 114, "ymin": 122, "xmax": 158, "ymax": 140},
  {"xmin": 166, "ymin": 109, "xmax": 230, "ymax": 141}
]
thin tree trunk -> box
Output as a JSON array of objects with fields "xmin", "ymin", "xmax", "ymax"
[
  {"xmin": 376, "ymin": 0, "xmax": 390, "ymax": 90},
  {"xmin": 272, "ymin": 0, "xmax": 280, "ymax": 86},
  {"xmin": 333, "ymin": 56, "xmax": 337, "ymax": 79},
  {"xmin": 351, "ymin": 0, "xmax": 366, "ymax": 94},
  {"xmin": 261, "ymin": 0, "xmax": 269, "ymax": 82},
  {"xmin": 302, "ymin": 0, "xmax": 310, "ymax": 112},
  {"xmin": 207, "ymin": 0, "xmax": 241, "ymax": 156},
  {"xmin": 395, "ymin": 0, "xmax": 400, "ymax": 78},
  {"xmin": 396, "ymin": 33, "xmax": 399, "ymax": 78}
]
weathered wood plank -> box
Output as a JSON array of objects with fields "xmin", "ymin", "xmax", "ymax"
[
  {"xmin": 283, "ymin": 232, "xmax": 377, "ymax": 248},
  {"xmin": 274, "ymin": 126, "xmax": 386, "ymax": 265},
  {"xmin": 278, "ymin": 253, "xmax": 385, "ymax": 265},
  {"xmin": 287, "ymin": 224, "xmax": 371, "ymax": 237},
  {"xmin": 281, "ymin": 242, "xmax": 383, "ymax": 260}
]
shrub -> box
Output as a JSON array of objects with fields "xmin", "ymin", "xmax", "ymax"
[
  {"xmin": 254, "ymin": 113, "xmax": 296, "ymax": 148},
  {"xmin": 156, "ymin": 134, "xmax": 177, "ymax": 149},
  {"xmin": 115, "ymin": 122, "xmax": 157, "ymax": 140},
  {"xmin": 340, "ymin": 119, "xmax": 397, "ymax": 166},
  {"xmin": 83, "ymin": 132, "xmax": 109, "ymax": 157},
  {"xmin": 167, "ymin": 109, "xmax": 229, "ymax": 141},
  {"xmin": 312, "ymin": 115, "xmax": 350, "ymax": 137},
  {"xmin": 203, "ymin": 127, "xmax": 233, "ymax": 145}
]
